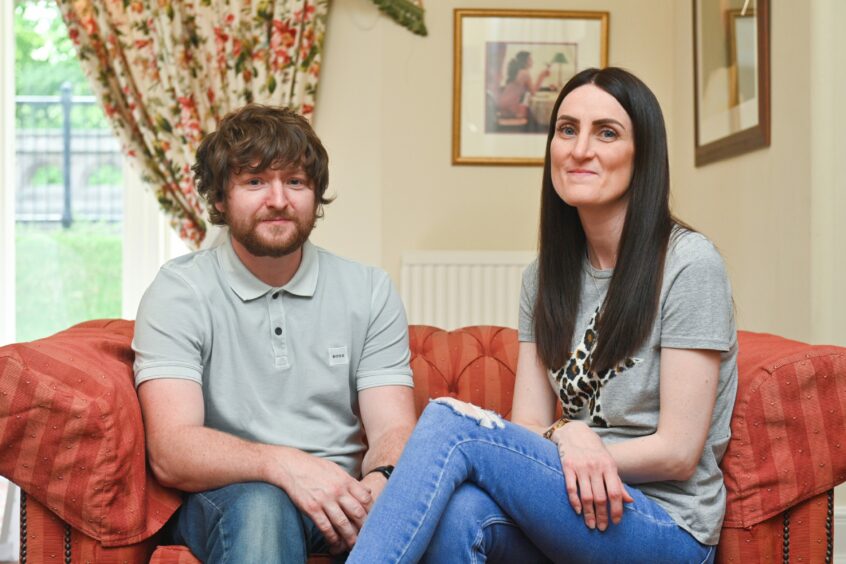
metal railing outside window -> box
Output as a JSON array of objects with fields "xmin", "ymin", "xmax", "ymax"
[
  {"xmin": 14, "ymin": 82, "xmax": 125, "ymax": 344},
  {"xmin": 15, "ymin": 83, "xmax": 124, "ymax": 226}
]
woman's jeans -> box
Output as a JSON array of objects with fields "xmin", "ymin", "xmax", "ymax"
[
  {"xmin": 348, "ymin": 401, "xmax": 716, "ymax": 564},
  {"xmin": 171, "ymin": 481, "xmax": 341, "ymax": 564}
]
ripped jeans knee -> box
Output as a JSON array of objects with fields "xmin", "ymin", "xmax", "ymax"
[{"xmin": 431, "ymin": 397, "xmax": 505, "ymax": 430}]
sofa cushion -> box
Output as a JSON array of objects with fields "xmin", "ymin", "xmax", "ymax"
[
  {"xmin": 721, "ymin": 331, "xmax": 846, "ymax": 528},
  {"xmin": 0, "ymin": 319, "xmax": 181, "ymax": 546}
]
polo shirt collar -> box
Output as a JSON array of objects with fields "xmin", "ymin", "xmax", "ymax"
[
  {"xmin": 283, "ymin": 240, "xmax": 319, "ymax": 297},
  {"xmin": 218, "ymin": 237, "xmax": 319, "ymax": 301}
]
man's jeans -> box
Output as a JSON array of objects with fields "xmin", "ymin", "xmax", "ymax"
[
  {"xmin": 348, "ymin": 401, "xmax": 716, "ymax": 564},
  {"xmin": 171, "ymin": 481, "xmax": 340, "ymax": 564}
]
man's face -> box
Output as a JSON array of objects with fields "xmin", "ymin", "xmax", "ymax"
[{"xmin": 215, "ymin": 165, "xmax": 317, "ymax": 258}]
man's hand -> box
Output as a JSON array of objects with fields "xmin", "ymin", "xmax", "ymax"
[
  {"xmin": 269, "ymin": 449, "xmax": 372, "ymax": 553},
  {"xmin": 359, "ymin": 470, "xmax": 389, "ymax": 511}
]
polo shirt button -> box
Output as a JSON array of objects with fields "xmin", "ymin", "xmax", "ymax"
[
  {"xmin": 272, "ymin": 292, "xmax": 279, "ymax": 299},
  {"xmin": 275, "ymin": 327, "xmax": 283, "ymax": 335}
]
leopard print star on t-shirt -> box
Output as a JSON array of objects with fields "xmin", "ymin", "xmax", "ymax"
[{"xmin": 548, "ymin": 307, "xmax": 642, "ymax": 427}]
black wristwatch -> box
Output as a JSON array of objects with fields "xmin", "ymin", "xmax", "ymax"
[{"xmin": 367, "ymin": 465, "xmax": 394, "ymax": 480}]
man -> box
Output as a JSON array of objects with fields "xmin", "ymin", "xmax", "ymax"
[{"xmin": 132, "ymin": 104, "xmax": 417, "ymax": 563}]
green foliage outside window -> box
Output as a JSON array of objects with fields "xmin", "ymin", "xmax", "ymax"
[
  {"xmin": 15, "ymin": 223, "xmax": 122, "ymax": 342},
  {"xmin": 30, "ymin": 164, "xmax": 62, "ymax": 186},
  {"xmin": 14, "ymin": 0, "xmax": 108, "ymax": 130},
  {"xmin": 14, "ymin": 0, "xmax": 89, "ymax": 96},
  {"xmin": 88, "ymin": 164, "xmax": 123, "ymax": 187}
]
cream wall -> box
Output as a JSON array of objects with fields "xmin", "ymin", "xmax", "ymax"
[
  {"xmin": 671, "ymin": 2, "xmax": 814, "ymax": 342},
  {"xmin": 811, "ymin": 8, "xmax": 845, "ymax": 518},
  {"xmin": 671, "ymin": 0, "xmax": 845, "ymax": 347},
  {"xmin": 315, "ymin": 0, "xmax": 843, "ymax": 345},
  {"xmin": 810, "ymin": 0, "xmax": 846, "ymax": 348},
  {"xmin": 310, "ymin": 0, "xmax": 386, "ymax": 267},
  {"xmin": 313, "ymin": 0, "xmax": 675, "ymax": 282}
]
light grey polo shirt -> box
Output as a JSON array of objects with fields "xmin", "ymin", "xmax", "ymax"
[{"xmin": 132, "ymin": 238, "xmax": 413, "ymax": 476}]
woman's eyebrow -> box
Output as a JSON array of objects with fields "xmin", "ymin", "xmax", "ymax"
[
  {"xmin": 556, "ymin": 114, "xmax": 627, "ymax": 130},
  {"xmin": 593, "ymin": 118, "xmax": 627, "ymax": 130}
]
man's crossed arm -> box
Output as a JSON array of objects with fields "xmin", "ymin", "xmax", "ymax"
[{"xmin": 138, "ymin": 378, "xmax": 416, "ymax": 553}]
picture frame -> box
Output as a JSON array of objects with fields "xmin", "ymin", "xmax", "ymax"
[
  {"xmin": 452, "ymin": 9, "xmax": 609, "ymax": 166},
  {"xmin": 693, "ymin": 0, "xmax": 770, "ymax": 167}
]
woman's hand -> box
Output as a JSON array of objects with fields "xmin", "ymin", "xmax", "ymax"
[{"xmin": 552, "ymin": 421, "xmax": 634, "ymax": 531}]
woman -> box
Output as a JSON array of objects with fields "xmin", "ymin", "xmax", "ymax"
[
  {"xmin": 497, "ymin": 51, "xmax": 551, "ymax": 118},
  {"xmin": 348, "ymin": 67, "xmax": 737, "ymax": 563}
]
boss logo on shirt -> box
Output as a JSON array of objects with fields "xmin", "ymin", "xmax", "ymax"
[{"xmin": 328, "ymin": 346, "xmax": 349, "ymax": 366}]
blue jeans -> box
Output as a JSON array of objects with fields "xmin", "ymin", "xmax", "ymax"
[
  {"xmin": 348, "ymin": 401, "xmax": 716, "ymax": 564},
  {"xmin": 172, "ymin": 481, "xmax": 343, "ymax": 564}
]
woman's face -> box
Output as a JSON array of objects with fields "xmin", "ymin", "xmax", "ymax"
[{"xmin": 549, "ymin": 84, "xmax": 635, "ymax": 216}]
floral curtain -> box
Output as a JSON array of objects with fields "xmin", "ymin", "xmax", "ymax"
[
  {"xmin": 56, "ymin": 0, "xmax": 329, "ymax": 248},
  {"xmin": 370, "ymin": 0, "xmax": 427, "ymax": 36}
]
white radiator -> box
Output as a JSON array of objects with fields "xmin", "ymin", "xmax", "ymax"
[{"xmin": 400, "ymin": 250, "xmax": 535, "ymax": 330}]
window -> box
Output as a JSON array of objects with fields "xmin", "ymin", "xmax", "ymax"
[
  {"xmin": 0, "ymin": 2, "xmax": 189, "ymax": 555},
  {"xmin": 14, "ymin": 0, "xmax": 124, "ymax": 341}
]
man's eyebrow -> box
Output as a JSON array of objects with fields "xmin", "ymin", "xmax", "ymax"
[{"xmin": 556, "ymin": 114, "xmax": 628, "ymax": 130}]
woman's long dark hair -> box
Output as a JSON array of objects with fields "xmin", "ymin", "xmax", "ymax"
[{"xmin": 534, "ymin": 67, "xmax": 679, "ymax": 373}]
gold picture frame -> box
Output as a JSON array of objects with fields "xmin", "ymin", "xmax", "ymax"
[
  {"xmin": 693, "ymin": 0, "xmax": 770, "ymax": 166},
  {"xmin": 452, "ymin": 9, "xmax": 609, "ymax": 166}
]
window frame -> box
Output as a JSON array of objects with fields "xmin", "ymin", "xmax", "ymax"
[
  {"xmin": 0, "ymin": 3, "xmax": 17, "ymax": 559},
  {"xmin": 1, "ymin": 0, "xmax": 16, "ymax": 348}
]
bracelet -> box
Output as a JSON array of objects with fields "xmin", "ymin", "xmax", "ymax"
[
  {"xmin": 543, "ymin": 417, "xmax": 570, "ymax": 440},
  {"xmin": 367, "ymin": 465, "xmax": 394, "ymax": 480}
]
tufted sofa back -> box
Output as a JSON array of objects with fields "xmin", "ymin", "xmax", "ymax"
[{"xmin": 408, "ymin": 325, "xmax": 519, "ymax": 418}]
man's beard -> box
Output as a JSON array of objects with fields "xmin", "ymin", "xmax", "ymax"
[{"xmin": 227, "ymin": 210, "xmax": 316, "ymax": 258}]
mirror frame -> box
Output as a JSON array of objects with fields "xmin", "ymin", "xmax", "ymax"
[{"xmin": 693, "ymin": 0, "xmax": 770, "ymax": 167}]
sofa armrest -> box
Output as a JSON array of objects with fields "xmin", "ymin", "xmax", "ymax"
[
  {"xmin": 721, "ymin": 331, "xmax": 846, "ymax": 528},
  {"xmin": 0, "ymin": 320, "xmax": 181, "ymax": 546}
]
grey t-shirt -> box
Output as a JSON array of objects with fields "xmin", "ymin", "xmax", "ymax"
[
  {"xmin": 133, "ymin": 238, "xmax": 413, "ymax": 476},
  {"xmin": 519, "ymin": 229, "xmax": 737, "ymax": 545}
]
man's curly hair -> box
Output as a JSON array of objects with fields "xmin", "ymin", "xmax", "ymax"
[{"xmin": 193, "ymin": 104, "xmax": 332, "ymax": 225}]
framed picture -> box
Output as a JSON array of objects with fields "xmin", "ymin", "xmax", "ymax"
[
  {"xmin": 452, "ymin": 9, "xmax": 609, "ymax": 166},
  {"xmin": 693, "ymin": 0, "xmax": 770, "ymax": 166}
]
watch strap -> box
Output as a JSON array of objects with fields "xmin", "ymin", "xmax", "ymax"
[{"xmin": 367, "ymin": 465, "xmax": 394, "ymax": 480}]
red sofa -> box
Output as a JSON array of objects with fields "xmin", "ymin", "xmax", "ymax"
[{"xmin": 1, "ymin": 320, "xmax": 845, "ymax": 562}]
